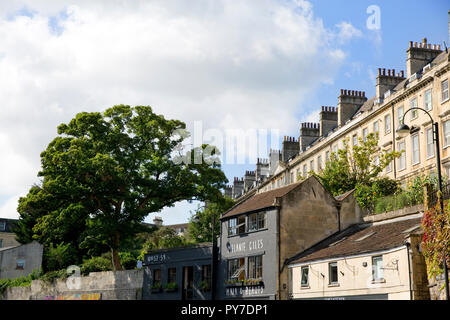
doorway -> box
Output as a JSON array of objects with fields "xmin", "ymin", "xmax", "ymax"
[{"xmin": 182, "ymin": 266, "xmax": 194, "ymax": 300}]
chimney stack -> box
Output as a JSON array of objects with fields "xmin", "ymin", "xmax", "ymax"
[
  {"xmin": 319, "ymin": 106, "xmax": 338, "ymax": 137},
  {"xmin": 337, "ymin": 90, "xmax": 368, "ymax": 127},
  {"xmin": 153, "ymin": 216, "xmax": 163, "ymax": 227},
  {"xmin": 269, "ymin": 149, "xmax": 282, "ymax": 176},
  {"xmin": 406, "ymin": 37, "xmax": 442, "ymax": 77},
  {"xmin": 299, "ymin": 122, "xmax": 320, "ymax": 152},
  {"xmin": 376, "ymin": 68, "xmax": 406, "ymax": 103},
  {"xmin": 281, "ymin": 136, "xmax": 300, "ymax": 162}
]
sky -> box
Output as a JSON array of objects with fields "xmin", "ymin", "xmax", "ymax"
[{"xmin": 0, "ymin": 0, "xmax": 448, "ymax": 225}]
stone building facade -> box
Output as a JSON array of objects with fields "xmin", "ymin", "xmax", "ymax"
[
  {"xmin": 229, "ymin": 12, "xmax": 450, "ymax": 198},
  {"xmin": 218, "ymin": 176, "xmax": 361, "ymax": 300}
]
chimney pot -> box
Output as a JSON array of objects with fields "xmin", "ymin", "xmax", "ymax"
[
  {"xmin": 382, "ymin": 68, "xmax": 386, "ymax": 76},
  {"xmin": 438, "ymin": 44, "xmax": 441, "ymax": 50},
  {"xmin": 409, "ymin": 41, "xmax": 413, "ymax": 48}
]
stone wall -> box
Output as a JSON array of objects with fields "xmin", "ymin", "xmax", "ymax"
[
  {"xmin": 1, "ymin": 269, "xmax": 144, "ymax": 300},
  {"xmin": 428, "ymin": 271, "xmax": 450, "ymax": 300}
]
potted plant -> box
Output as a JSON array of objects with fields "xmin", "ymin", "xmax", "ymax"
[
  {"xmin": 151, "ymin": 282, "xmax": 162, "ymax": 293},
  {"xmin": 164, "ymin": 282, "xmax": 178, "ymax": 292},
  {"xmin": 197, "ymin": 280, "xmax": 211, "ymax": 292}
]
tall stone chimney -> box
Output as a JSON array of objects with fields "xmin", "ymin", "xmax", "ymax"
[
  {"xmin": 406, "ymin": 38, "xmax": 442, "ymax": 78},
  {"xmin": 337, "ymin": 90, "xmax": 367, "ymax": 127},
  {"xmin": 281, "ymin": 136, "xmax": 300, "ymax": 162},
  {"xmin": 269, "ymin": 149, "xmax": 281, "ymax": 175},
  {"xmin": 376, "ymin": 68, "xmax": 406, "ymax": 103},
  {"xmin": 223, "ymin": 185, "xmax": 233, "ymax": 198},
  {"xmin": 153, "ymin": 216, "xmax": 163, "ymax": 227},
  {"xmin": 232, "ymin": 177, "xmax": 245, "ymax": 199},
  {"xmin": 319, "ymin": 106, "xmax": 338, "ymax": 137},
  {"xmin": 256, "ymin": 158, "xmax": 270, "ymax": 182},
  {"xmin": 244, "ymin": 170, "xmax": 256, "ymax": 191},
  {"xmin": 299, "ymin": 122, "xmax": 320, "ymax": 152}
]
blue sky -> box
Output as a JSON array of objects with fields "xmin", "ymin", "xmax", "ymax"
[
  {"xmin": 0, "ymin": 0, "xmax": 448, "ymax": 226},
  {"xmin": 221, "ymin": 0, "xmax": 450, "ymax": 188}
]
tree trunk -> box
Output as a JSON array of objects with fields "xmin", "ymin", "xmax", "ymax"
[{"xmin": 111, "ymin": 233, "xmax": 122, "ymax": 271}]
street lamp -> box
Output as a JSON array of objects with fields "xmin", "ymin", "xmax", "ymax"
[
  {"xmin": 397, "ymin": 107, "xmax": 449, "ymax": 300},
  {"xmin": 193, "ymin": 211, "xmax": 217, "ymax": 300}
]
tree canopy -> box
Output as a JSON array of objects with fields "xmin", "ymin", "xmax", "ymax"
[
  {"xmin": 188, "ymin": 197, "xmax": 235, "ymax": 243},
  {"xmin": 16, "ymin": 105, "xmax": 228, "ymax": 270}
]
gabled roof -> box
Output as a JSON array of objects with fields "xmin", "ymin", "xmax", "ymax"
[
  {"xmin": 289, "ymin": 217, "xmax": 422, "ymax": 265},
  {"xmin": 221, "ymin": 181, "xmax": 304, "ymax": 219}
]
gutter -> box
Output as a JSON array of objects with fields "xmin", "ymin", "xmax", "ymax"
[{"xmin": 405, "ymin": 241, "xmax": 413, "ymax": 300}]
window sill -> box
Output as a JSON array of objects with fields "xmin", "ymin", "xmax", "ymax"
[
  {"xmin": 371, "ymin": 279, "xmax": 386, "ymax": 284},
  {"xmin": 300, "ymin": 285, "xmax": 310, "ymax": 290},
  {"xmin": 328, "ymin": 283, "xmax": 340, "ymax": 288},
  {"xmin": 441, "ymin": 98, "xmax": 449, "ymax": 105},
  {"xmin": 426, "ymin": 155, "xmax": 436, "ymax": 160}
]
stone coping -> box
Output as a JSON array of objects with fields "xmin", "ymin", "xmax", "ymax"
[{"xmin": 363, "ymin": 204, "xmax": 424, "ymax": 223}]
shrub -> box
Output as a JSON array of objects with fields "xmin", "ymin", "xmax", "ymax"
[
  {"xmin": 119, "ymin": 252, "xmax": 137, "ymax": 270},
  {"xmin": 80, "ymin": 253, "xmax": 112, "ymax": 275},
  {"xmin": 0, "ymin": 269, "xmax": 41, "ymax": 294},
  {"xmin": 43, "ymin": 242, "xmax": 78, "ymax": 272}
]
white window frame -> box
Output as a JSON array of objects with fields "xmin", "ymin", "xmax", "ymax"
[
  {"xmin": 384, "ymin": 114, "xmax": 391, "ymax": 135},
  {"xmin": 424, "ymin": 88, "xmax": 432, "ymax": 111},
  {"xmin": 411, "ymin": 134, "xmax": 420, "ymax": 165},
  {"xmin": 372, "ymin": 256, "xmax": 384, "ymax": 282},
  {"xmin": 373, "ymin": 121, "xmax": 379, "ymax": 134},
  {"xmin": 444, "ymin": 120, "xmax": 450, "ymax": 148},
  {"xmin": 442, "ymin": 79, "xmax": 449, "ymax": 102},
  {"xmin": 386, "ymin": 148, "xmax": 392, "ymax": 173},
  {"xmin": 397, "ymin": 105, "xmax": 404, "ymax": 128},
  {"xmin": 410, "ymin": 98, "xmax": 418, "ymax": 120},
  {"xmin": 397, "ymin": 141, "xmax": 406, "ymax": 171},
  {"xmin": 363, "ymin": 128, "xmax": 368, "ymax": 142},
  {"xmin": 426, "ymin": 127, "xmax": 435, "ymax": 159}
]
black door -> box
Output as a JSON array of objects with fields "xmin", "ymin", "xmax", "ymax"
[{"xmin": 182, "ymin": 266, "xmax": 194, "ymax": 300}]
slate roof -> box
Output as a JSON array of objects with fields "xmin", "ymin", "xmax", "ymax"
[
  {"xmin": 289, "ymin": 217, "xmax": 422, "ymax": 265},
  {"xmin": 221, "ymin": 181, "xmax": 303, "ymax": 219}
]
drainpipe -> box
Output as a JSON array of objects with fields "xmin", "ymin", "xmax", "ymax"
[
  {"xmin": 392, "ymin": 105, "xmax": 397, "ymax": 179},
  {"xmin": 406, "ymin": 242, "xmax": 413, "ymax": 300},
  {"xmin": 336, "ymin": 202, "xmax": 342, "ymax": 233},
  {"xmin": 277, "ymin": 206, "xmax": 281, "ymax": 300}
]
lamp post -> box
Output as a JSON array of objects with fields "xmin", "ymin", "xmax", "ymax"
[
  {"xmin": 397, "ymin": 106, "xmax": 449, "ymax": 300},
  {"xmin": 194, "ymin": 210, "xmax": 217, "ymax": 300}
]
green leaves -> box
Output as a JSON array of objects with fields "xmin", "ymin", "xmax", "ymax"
[{"xmin": 17, "ymin": 105, "xmax": 228, "ymax": 271}]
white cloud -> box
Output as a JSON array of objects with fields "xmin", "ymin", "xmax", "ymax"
[
  {"xmin": 335, "ymin": 21, "xmax": 363, "ymax": 43},
  {"xmin": 0, "ymin": 0, "xmax": 358, "ymax": 222}
]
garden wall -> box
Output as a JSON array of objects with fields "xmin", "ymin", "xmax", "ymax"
[{"xmin": 0, "ymin": 269, "xmax": 144, "ymax": 300}]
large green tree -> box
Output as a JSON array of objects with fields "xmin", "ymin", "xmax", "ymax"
[
  {"xmin": 314, "ymin": 132, "xmax": 401, "ymax": 196},
  {"xmin": 17, "ymin": 105, "xmax": 227, "ymax": 270},
  {"xmin": 188, "ymin": 197, "xmax": 235, "ymax": 243}
]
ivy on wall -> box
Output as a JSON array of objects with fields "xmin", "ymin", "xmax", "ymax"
[{"xmin": 421, "ymin": 197, "xmax": 450, "ymax": 281}]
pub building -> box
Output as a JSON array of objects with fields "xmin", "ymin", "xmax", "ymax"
[
  {"xmin": 143, "ymin": 243, "xmax": 213, "ymax": 300},
  {"xmin": 217, "ymin": 176, "xmax": 360, "ymax": 300}
]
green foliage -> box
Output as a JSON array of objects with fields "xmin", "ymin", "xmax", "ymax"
[
  {"xmin": 422, "ymin": 200, "xmax": 450, "ymax": 280},
  {"xmin": 355, "ymin": 177, "xmax": 399, "ymax": 212},
  {"xmin": 164, "ymin": 282, "xmax": 178, "ymax": 290},
  {"xmin": 80, "ymin": 253, "xmax": 113, "ymax": 275},
  {"xmin": 0, "ymin": 269, "xmax": 41, "ymax": 294},
  {"xmin": 43, "ymin": 242, "xmax": 78, "ymax": 272},
  {"xmin": 197, "ymin": 280, "xmax": 210, "ymax": 291},
  {"xmin": 138, "ymin": 227, "xmax": 189, "ymax": 261},
  {"xmin": 188, "ymin": 197, "xmax": 235, "ymax": 243},
  {"xmin": 151, "ymin": 281, "xmax": 162, "ymax": 289},
  {"xmin": 371, "ymin": 174, "xmax": 437, "ymax": 214},
  {"xmin": 40, "ymin": 269, "xmax": 69, "ymax": 284},
  {"xmin": 16, "ymin": 105, "xmax": 228, "ymax": 271},
  {"xmin": 315, "ymin": 133, "xmax": 401, "ymax": 197},
  {"xmin": 119, "ymin": 251, "xmax": 138, "ymax": 270}
]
